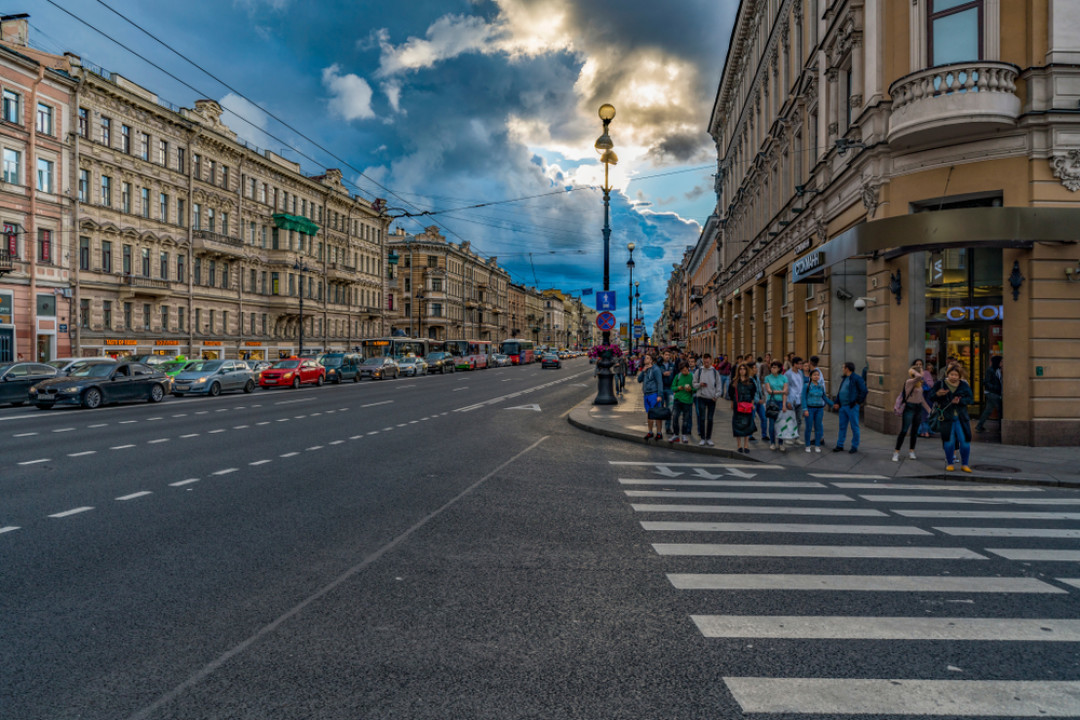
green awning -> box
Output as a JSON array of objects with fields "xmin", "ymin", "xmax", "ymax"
[{"xmin": 272, "ymin": 213, "xmax": 320, "ymax": 236}]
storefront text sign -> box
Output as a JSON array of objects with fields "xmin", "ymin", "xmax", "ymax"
[
  {"xmin": 792, "ymin": 251, "xmax": 824, "ymax": 279},
  {"xmin": 945, "ymin": 305, "xmax": 1004, "ymax": 322},
  {"xmin": 155, "ymin": 339, "xmax": 180, "ymax": 346},
  {"xmin": 105, "ymin": 339, "xmax": 138, "ymax": 346},
  {"xmin": 203, "ymin": 340, "xmax": 223, "ymax": 347}
]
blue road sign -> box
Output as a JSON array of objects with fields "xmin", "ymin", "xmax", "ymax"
[
  {"xmin": 596, "ymin": 291, "xmax": 616, "ymax": 312},
  {"xmin": 596, "ymin": 311, "xmax": 617, "ymax": 331}
]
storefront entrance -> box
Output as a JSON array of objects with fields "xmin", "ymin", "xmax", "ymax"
[{"xmin": 925, "ymin": 323, "xmax": 1002, "ymax": 413}]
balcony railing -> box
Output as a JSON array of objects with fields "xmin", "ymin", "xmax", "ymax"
[
  {"xmin": 0, "ymin": 249, "xmax": 12, "ymax": 274},
  {"xmin": 193, "ymin": 230, "xmax": 245, "ymax": 257},
  {"xmin": 888, "ymin": 61, "xmax": 1021, "ymax": 148},
  {"xmin": 120, "ymin": 274, "xmax": 171, "ymax": 296}
]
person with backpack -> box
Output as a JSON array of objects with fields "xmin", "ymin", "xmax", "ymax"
[
  {"xmin": 892, "ymin": 364, "xmax": 934, "ymax": 462},
  {"xmin": 975, "ymin": 356, "xmax": 1003, "ymax": 433},
  {"xmin": 638, "ymin": 353, "xmax": 665, "ymax": 442},
  {"xmin": 693, "ymin": 352, "xmax": 722, "ymax": 446},
  {"xmin": 784, "ymin": 357, "xmax": 806, "ymax": 445},
  {"xmin": 831, "ymin": 361, "xmax": 868, "ymax": 453}
]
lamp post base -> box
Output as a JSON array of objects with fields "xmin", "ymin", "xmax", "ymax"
[{"xmin": 593, "ymin": 351, "xmax": 618, "ymax": 406}]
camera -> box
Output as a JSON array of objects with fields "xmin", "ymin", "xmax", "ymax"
[{"xmin": 853, "ymin": 297, "xmax": 867, "ymax": 312}]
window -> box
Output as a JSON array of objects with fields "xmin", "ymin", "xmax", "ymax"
[
  {"xmin": 209, "ymin": 309, "xmax": 215, "ymax": 333},
  {"xmin": 161, "ymin": 305, "xmax": 169, "ymax": 332},
  {"xmin": 141, "ymin": 248, "xmax": 150, "ymax": 277},
  {"xmin": 193, "ymin": 153, "xmax": 201, "ymax": 180},
  {"xmin": 178, "ymin": 306, "xmax": 185, "ymax": 331},
  {"xmin": 78, "ymin": 107, "xmax": 88, "ymax": 137},
  {"xmin": 432, "ymin": 277, "xmax": 443, "ymax": 292},
  {"xmin": 36, "ymin": 157, "xmax": 54, "ymax": 192},
  {"xmin": 78, "ymin": 169, "xmax": 89, "ymax": 201},
  {"xmin": 260, "ymin": 183, "xmax": 267, "ymax": 204},
  {"xmin": 208, "ymin": 208, "xmax": 215, "ymax": 232},
  {"xmin": 80, "ymin": 237, "xmax": 90, "ymax": 270},
  {"xmin": 122, "ymin": 244, "xmax": 132, "ymax": 275},
  {"xmin": 121, "ymin": 182, "xmax": 131, "ymax": 213},
  {"xmin": 222, "ymin": 262, "xmax": 229, "ymax": 289},
  {"xmin": 222, "ymin": 165, "xmax": 229, "ymax": 189},
  {"xmin": 428, "ymin": 255, "xmax": 438, "ymax": 268},
  {"xmin": 193, "ymin": 203, "xmax": 201, "ymax": 230},
  {"xmin": 2, "ymin": 90, "xmax": 20, "ymax": 123},
  {"xmin": 103, "ymin": 300, "xmax": 112, "ymax": 328},
  {"xmin": 80, "ymin": 299, "xmax": 90, "ymax": 328},
  {"xmin": 177, "ymin": 198, "xmax": 185, "ymax": 227},
  {"xmin": 2, "ymin": 148, "xmax": 20, "ymax": 184},
  {"xmin": 101, "ymin": 117, "xmax": 112, "ymax": 146},
  {"xmin": 194, "ymin": 257, "xmax": 201, "ymax": 285},
  {"xmin": 208, "ymin": 160, "xmax": 216, "ymax": 185},
  {"xmin": 177, "ymin": 254, "xmax": 185, "ymax": 283},
  {"xmin": 177, "ymin": 147, "xmax": 185, "ymax": 173},
  {"xmin": 158, "ymin": 139, "xmax": 168, "ymax": 165},
  {"xmin": 221, "ymin": 212, "xmax": 229, "ymax": 236},
  {"xmin": 123, "ymin": 302, "xmax": 133, "ymax": 330},
  {"xmin": 143, "ymin": 303, "xmax": 151, "ymax": 330},
  {"xmin": 139, "ymin": 132, "xmax": 149, "ymax": 161},
  {"xmin": 121, "ymin": 124, "xmax": 131, "ymax": 153},
  {"xmin": 194, "ymin": 308, "xmax": 201, "ymax": 333},
  {"xmin": 102, "ymin": 240, "xmax": 112, "ymax": 273},
  {"xmin": 35, "ymin": 103, "xmax": 53, "ymax": 135},
  {"xmin": 159, "ymin": 192, "xmax": 168, "ymax": 222},
  {"xmin": 432, "ymin": 303, "xmax": 443, "ymax": 317},
  {"xmin": 38, "ymin": 229, "xmax": 52, "ymax": 263},
  {"xmin": 101, "ymin": 175, "xmax": 112, "ymax": 206},
  {"xmin": 929, "ymin": 0, "xmax": 983, "ymax": 66},
  {"xmin": 271, "ymin": 272, "xmax": 280, "ymax": 295},
  {"xmin": 160, "ymin": 251, "xmax": 168, "ymax": 279},
  {"xmin": 141, "ymin": 187, "xmax": 150, "ymax": 218}
]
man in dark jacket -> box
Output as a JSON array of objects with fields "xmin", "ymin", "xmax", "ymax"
[
  {"xmin": 975, "ymin": 356, "xmax": 1003, "ymax": 432},
  {"xmin": 832, "ymin": 361, "xmax": 868, "ymax": 453},
  {"xmin": 658, "ymin": 350, "xmax": 677, "ymax": 436}
]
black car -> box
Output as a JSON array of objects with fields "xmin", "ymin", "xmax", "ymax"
[
  {"xmin": 319, "ymin": 353, "xmax": 362, "ymax": 383},
  {"xmin": 0, "ymin": 362, "xmax": 59, "ymax": 406},
  {"xmin": 30, "ymin": 362, "xmax": 168, "ymax": 409},
  {"xmin": 540, "ymin": 353, "xmax": 561, "ymax": 369},
  {"xmin": 424, "ymin": 352, "xmax": 456, "ymax": 374}
]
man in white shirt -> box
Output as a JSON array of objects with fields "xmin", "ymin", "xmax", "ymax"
[{"xmin": 784, "ymin": 356, "xmax": 806, "ymax": 445}]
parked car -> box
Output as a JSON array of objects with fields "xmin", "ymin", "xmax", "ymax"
[
  {"xmin": 319, "ymin": 353, "xmax": 362, "ymax": 383},
  {"xmin": 46, "ymin": 357, "xmax": 117, "ymax": 376},
  {"xmin": 540, "ymin": 353, "xmax": 561, "ymax": 369},
  {"xmin": 129, "ymin": 354, "xmax": 174, "ymax": 367},
  {"xmin": 258, "ymin": 357, "xmax": 325, "ymax": 389},
  {"xmin": 424, "ymin": 351, "xmax": 456, "ymax": 374},
  {"xmin": 492, "ymin": 353, "xmax": 511, "ymax": 367},
  {"xmin": 359, "ymin": 356, "xmax": 399, "ymax": 380},
  {"xmin": 30, "ymin": 362, "xmax": 168, "ymax": 409},
  {"xmin": 397, "ymin": 356, "xmax": 428, "ymax": 377},
  {"xmin": 250, "ymin": 360, "xmax": 273, "ymax": 373},
  {"xmin": 171, "ymin": 359, "xmax": 255, "ymax": 397},
  {"xmin": 0, "ymin": 362, "xmax": 59, "ymax": 406}
]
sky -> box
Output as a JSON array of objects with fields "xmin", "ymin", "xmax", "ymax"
[{"xmin": 24, "ymin": 0, "xmax": 736, "ymax": 329}]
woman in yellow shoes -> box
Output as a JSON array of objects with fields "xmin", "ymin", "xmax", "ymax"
[{"xmin": 930, "ymin": 363, "xmax": 975, "ymax": 473}]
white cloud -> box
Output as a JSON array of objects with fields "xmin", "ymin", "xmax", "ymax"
[
  {"xmin": 376, "ymin": 14, "xmax": 498, "ymax": 77},
  {"xmin": 321, "ymin": 65, "xmax": 375, "ymax": 122}
]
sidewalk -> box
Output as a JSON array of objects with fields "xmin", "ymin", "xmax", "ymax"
[{"xmin": 569, "ymin": 383, "xmax": 1080, "ymax": 488}]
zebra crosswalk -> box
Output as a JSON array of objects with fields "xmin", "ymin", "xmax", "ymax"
[{"xmin": 609, "ymin": 461, "xmax": 1080, "ymax": 717}]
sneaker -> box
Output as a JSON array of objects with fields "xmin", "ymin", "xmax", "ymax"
[
  {"xmin": 962, "ymin": 465, "xmax": 973, "ymax": 473},
  {"xmin": 668, "ymin": 436, "xmax": 679, "ymax": 444},
  {"xmin": 769, "ymin": 443, "xmax": 777, "ymax": 451},
  {"xmin": 908, "ymin": 451, "xmax": 917, "ymax": 460},
  {"xmin": 644, "ymin": 432, "xmax": 654, "ymax": 441},
  {"xmin": 699, "ymin": 440, "xmax": 707, "ymax": 446},
  {"xmin": 892, "ymin": 451, "xmax": 899, "ymax": 462},
  {"xmin": 779, "ymin": 444, "xmax": 786, "ymax": 453},
  {"xmin": 832, "ymin": 446, "xmax": 844, "ymax": 453},
  {"xmin": 706, "ymin": 439, "xmax": 715, "ymax": 447},
  {"xmin": 945, "ymin": 464, "xmax": 955, "ymax": 472},
  {"xmin": 682, "ymin": 436, "xmax": 689, "ymax": 443},
  {"xmin": 805, "ymin": 446, "xmax": 812, "ymax": 453},
  {"xmin": 814, "ymin": 445, "xmax": 821, "ymax": 453},
  {"xmin": 849, "ymin": 448, "xmax": 858, "ymax": 454}
]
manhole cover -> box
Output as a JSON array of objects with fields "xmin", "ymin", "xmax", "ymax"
[{"xmin": 971, "ymin": 465, "xmax": 1020, "ymax": 474}]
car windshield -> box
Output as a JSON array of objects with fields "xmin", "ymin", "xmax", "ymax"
[
  {"xmin": 273, "ymin": 360, "xmax": 300, "ymax": 369},
  {"xmin": 424, "ymin": 353, "xmax": 441, "ymax": 361},
  {"xmin": 46, "ymin": 360, "xmax": 72, "ymax": 369},
  {"xmin": 70, "ymin": 363, "xmax": 117, "ymax": 378},
  {"xmin": 186, "ymin": 360, "xmax": 223, "ymax": 373},
  {"xmin": 363, "ymin": 358, "xmax": 385, "ymax": 366},
  {"xmin": 400, "ymin": 358, "xmax": 417, "ymax": 365},
  {"xmin": 321, "ymin": 355, "xmax": 344, "ymax": 367}
]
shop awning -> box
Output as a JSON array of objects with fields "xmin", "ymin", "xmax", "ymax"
[
  {"xmin": 272, "ymin": 213, "xmax": 320, "ymax": 236},
  {"xmin": 791, "ymin": 207, "xmax": 1075, "ymax": 283}
]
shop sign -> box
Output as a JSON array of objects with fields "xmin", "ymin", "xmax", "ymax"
[
  {"xmin": 945, "ymin": 305, "xmax": 1004, "ymax": 322},
  {"xmin": 793, "ymin": 238, "xmax": 812, "ymax": 254},
  {"xmin": 244, "ymin": 341, "xmax": 263, "ymax": 347},
  {"xmin": 754, "ymin": 270, "xmax": 765, "ymax": 281},
  {"xmin": 203, "ymin": 340, "xmax": 223, "ymax": 347},
  {"xmin": 105, "ymin": 338, "xmax": 138, "ymax": 346},
  {"xmin": 792, "ymin": 250, "xmax": 824, "ymax": 277},
  {"xmin": 155, "ymin": 339, "xmax": 181, "ymax": 346}
]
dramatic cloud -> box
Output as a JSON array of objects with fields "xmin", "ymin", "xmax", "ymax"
[{"xmin": 321, "ymin": 65, "xmax": 375, "ymax": 122}]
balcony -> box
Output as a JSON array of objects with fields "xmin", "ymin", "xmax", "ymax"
[
  {"xmin": 327, "ymin": 262, "xmax": 355, "ymax": 281},
  {"xmin": 119, "ymin": 274, "xmax": 172, "ymax": 297},
  {"xmin": 0, "ymin": 249, "xmax": 12, "ymax": 274},
  {"xmin": 888, "ymin": 62, "xmax": 1021, "ymax": 149},
  {"xmin": 424, "ymin": 266, "xmax": 447, "ymax": 277},
  {"xmin": 193, "ymin": 230, "xmax": 245, "ymax": 258}
]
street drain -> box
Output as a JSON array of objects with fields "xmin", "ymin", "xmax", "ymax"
[{"xmin": 971, "ymin": 465, "xmax": 1020, "ymax": 474}]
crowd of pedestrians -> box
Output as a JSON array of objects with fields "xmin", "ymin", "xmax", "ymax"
[{"xmin": 624, "ymin": 345, "xmax": 999, "ymax": 472}]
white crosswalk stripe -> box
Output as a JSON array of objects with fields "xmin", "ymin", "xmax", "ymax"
[{"xmin": 609, "ymin": 465, "xmax": 1080, "ymax": 717}]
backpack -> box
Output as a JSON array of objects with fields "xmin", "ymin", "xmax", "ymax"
[{"xmin": 984, "ymin": 368, "xmax": 1002, "ymax": 395}]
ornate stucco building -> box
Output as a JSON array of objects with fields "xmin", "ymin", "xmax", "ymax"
[{"xmin": 694, "ymin": 0, "xmax": 1080, "ymax": 445}]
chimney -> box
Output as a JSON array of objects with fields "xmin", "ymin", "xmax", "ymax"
[{"xmin": 1, "ymin": 14, "xmax": 30, "ymax": 47}]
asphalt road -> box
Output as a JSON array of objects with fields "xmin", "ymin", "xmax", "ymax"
[{"xmin": 3, "ymin": 358, "xmax": 1080, "ymax": 719}]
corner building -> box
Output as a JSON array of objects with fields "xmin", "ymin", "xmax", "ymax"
[{"xmin": 707, "ymin": 0, "xmax": 1080, "ymax": 446}]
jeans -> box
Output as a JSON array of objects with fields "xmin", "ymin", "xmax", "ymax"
[
  {"xmin": 719, "ymin": 375, "xmax": 730, "ymax": 398},
  {"xmin": 756, "ymin": 401, "xmax": 767, "ymax": 437},
  {"xmin": 804, "ymin": 406, "xmax": 824, "ymax": 446},
  {"xmin": 663, "ymin": 389, "xmax": 675, "ymax": 433},
  {"xmin": 766, "ymin": 414, "xmax": 783, "ymax": 444},
  {"xmin": 895, "ymin": 403, "xmax": 922, "ymax": 451},
  {"xmin": 672, "ymin": 399, "xmax": 693, "ymax": 437},
  {"xmin": 975, "ymin": 392, "xmax": 1002, "ymax": 430},
  {"xmin": 836, "ymin": 404, "xmax": 860, "ymax": 449},
  {"xmin": 943, "ymin": 417, "xmax": 971, "ymax": 465},
  {"xmin": 696, "ymin": 397, "xmax": 716, "ymax": 440},
  {"xmin": 615, "ymin": 372, "xmax": 625, "ymax": 393}
]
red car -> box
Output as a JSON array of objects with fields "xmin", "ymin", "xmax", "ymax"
[{"xmin": 258, "ymin": 357, "xmax": 325, "ymax": 389}]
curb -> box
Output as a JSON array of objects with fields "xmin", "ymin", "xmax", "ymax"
[{"xmin": 567, "ymin": 400, "xmax": 1080, "ymax": 490}]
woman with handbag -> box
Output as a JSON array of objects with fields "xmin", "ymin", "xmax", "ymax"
[
  {"xmin": 638, "ymin": 353, "xmax": 666, "ymax": 441},
  {"xmin": 727, "ymin": 363, "xmax": 760, "ymax": 454},
  {"xmin": 930, "ymin": 363, "xmax": 975, "ymax": 472},
  {"xmin": 892, "ymin": 365, "xmax": 934, "ymax": 462},
  {"xmin": 762, "ymin": 361, "xmax": 789, "ymax": 452}
]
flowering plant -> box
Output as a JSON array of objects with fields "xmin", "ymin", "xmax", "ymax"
[{"xmin": 587, "ymin": 344, "xmax": 624, "ymax": 358}]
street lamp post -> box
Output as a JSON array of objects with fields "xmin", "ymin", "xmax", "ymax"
[
  {"xmin": 634, "ymin": 281, "xmax": 640, "ymax": 349},
  {"xmin": 594, "ymin": 103, "xmax": 619, "ymax": 406},
  {"xmin": 626, "ymin": 242, "xmax": 635, "ymax": 355},
  {"xmin": 294, "ymin": 259, "xmax": 309, "ymax": 355}
]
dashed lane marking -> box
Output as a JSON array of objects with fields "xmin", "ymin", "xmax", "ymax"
[
  {"xmin": 0, "ymin": 526, "xmax": 20, "ymax": 534},
  {"xmin": 49, "ymin": 506, "xmax": 93, "ymax": 518},
  {"xmin": 329, "ymin": 440, "xmax": 344, "ymax": 445},
  {"xmin": 88, "ymin": 423, "xmax": 108, "ymax": 428},
  {"xmin": 180, "ymin": 433, "xmax": 199, "ymax": 439},
  {"xmin": 212, "ymin": 468, "xmax": 238, "ymax": 476},
  {"xmin": 116, "ymin": 491, "xmax": 153, "ymax": 501},
  {"xmin": 52, "ymin": 427, "xmax": 75, "ymax": 433},
  {"xmin": 280, "ymin": 452, "xmax": 299, "ymax": 458},
  {"xmin": 306, "ymin": 446, "xmax": 324, "ymax": 451},
  {"xmin": 68, "ymin": 451, "xmax": 97, "ymax": 457},
  {"xmin": 361, "ymin": 400, "xmax": 393, "ymax": 408},
  {"xmin": 208, "ymin": 429, "xmax": 226, "ymax": 434},
  {"xmin": 148, "ymin": 438, "xmax": 169, "ymax": 444},
  {"xmin": 249, "ymin": 460, "xmax": 272, "ymax": 466},
  {"xmin": 110, "ymin": 444, "xmax": 135, "ymax": 450},
  {"xmin": 169, "ymin": 479, "xmax": 199, "ymax": 487},
  {"xmin": 14, "ymin": 432, "xmax": 37, "ymax": 437}
]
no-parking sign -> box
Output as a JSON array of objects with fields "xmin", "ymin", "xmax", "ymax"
[{"xmin": 596, "ymin": 311, "xmax": 617, "ymax": 331}]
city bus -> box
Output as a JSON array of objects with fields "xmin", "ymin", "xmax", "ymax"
[
  {"xmin": 359, "ymin": 337, "xmax": 430, "ymax": 360},
  {"xmin": 444, "ymin": 339, "xmax": 492, "ymax": 370},
  {"xmin": 499, "ymin": 339, "xmax": 535, "ymax": 365}
]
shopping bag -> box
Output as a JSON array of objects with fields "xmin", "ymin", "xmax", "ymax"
[{"xmin": 776, "ymin": 409, "xmax": 799, "ymax": 440}]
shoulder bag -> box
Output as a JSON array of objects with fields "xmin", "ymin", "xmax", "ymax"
[{"xmin": 735, "ymin": 383, "xmax": 754, "ymax": 415}]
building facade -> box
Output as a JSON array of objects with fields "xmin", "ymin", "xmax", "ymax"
[
  {"xmin": 699, "ymin": 0, "xmax": 1080, "ymax": 446},
  {"xmin": 0, "ymin": 29, "xmax": 77, "ymax": 362}
]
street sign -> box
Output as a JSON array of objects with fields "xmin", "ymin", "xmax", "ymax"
[
  {"xmin": 595, "ymin": 291, "xmax": 616, "ymax": 311},
  {"xmin": 619, "ymin": 323, "xmax": 628, "ymax": 339},
  {"xmin": 634, "ymin": 327, "xmax": 643, "ymax": 338},
  {"xmin": 596, "ymin": 311, "xmax": 616, "ymax": 331}
]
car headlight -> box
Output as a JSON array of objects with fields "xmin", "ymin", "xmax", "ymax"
[
  {"xmin": 194, "ymin": 377, "xmax": 207, "ymax": 384},
  {"xmin": 29, "ymin": 387, "xmax": 38, "ymax": 395},
  {"xmin": 65, "ymin": 386, "xmax": 81, "ymax": 393},
  {"xmin": 283, "ymin": 372, "xmax": 293, "ymax": 379}
]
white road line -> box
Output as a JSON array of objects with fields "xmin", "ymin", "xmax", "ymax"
[
  {"xmin": 1060, "ymin": 579, "xmax": 1080, "ymax": 590},
  {"xmin": 862, "ymin": 495, "xmax": 1080, "ymax": 505},
  {"xmin": 49, "ymin": 506, "xmax": 94, "ymax": 518},
  {"xmin": 180, "ymin": 433, "xmax": 199, "ymax": 438},
  {"xmin": 329, "ymin": 440, "xmax": 344, "ymax": 445},
  {"xmin": 67, "ymin": 451, "xmax": 97, "ymax": 457},
  {"xmin": 310, "ymin": 412, "xmax": 322, "ymax": 417},
  {"xmin": 809, "ymin": 473, "xmax": 887, "ymax": 479},
  {"xmin": 276, "ymin": 418, "xmax": 289, "ymax": 422},
  {"xmin": 693, "ymin": 616, "xmax": 1080, "ymax": 641},
  {"xmin": 619, "ymin": 479, "xmax": 826, "ymax": 488},
  {"xmin": 52, "ymin": 427, "xmax": 75, "ymax": 433},
  {"xmin": 338, "ymin": 407, "xmax": 347, "ymax": 412},
  {"xmin": 169, "ymin": 479, "xmax": 199, "ymax": 487},
  {"xmin": 642, "ymin": 521, "xmax": 931, "ymax": 535},
  {"xmin": 147, "ymin": 417, "xmax": 163, "ymax": 421},
  {"xmin": 349, "ymin": 435, "xmax": 363, "ymax": 440},
  {"xmin": 452, "ymin": 387, "xmax": 469, "ymax": 391},
  {"xmin": 441, "ymin": 412, "xmax": 448, "ymax": 415},
  {"xmin": 249, "ymin": 460, "xmax": 272, "ymax": 466},
  {"xmin": 610, "ymin": 461, "xmax": 785, "ymax": 468},
  {"xmin": 118, "ymin": 420, "xmax": 137, "ymax": 424},
  {"xmin": 116, "ymin": 491, "xmax": 153, "ymax": 501},
  {"xmin": 626, "ymin": 491, "xmax": 855, "ymax": 501},
  {"xmin": 306, "ymin": 446, "xmax": 323, "ymax": 451},
  {"xmin": 834, "ymin": 482, "xmax": 1041, "ymax": 491},
  {"xmin": 171, "ymin": 414, "xmax": 187, "ymax": 418},
  {"xmin": 723, "ymin": 678, "xmax": 1080, "ymax": 717},
  {"xmin": 208, "ymin": 429, "xmax": 226, "ymax": 434},
  {"xmin": 212, "ymin": 468, "xmax": 238, "ymax": 476},
  {"xmin": 397, "ymin": 423, "xmax": 407, "ymax": 427},
  {"xmin": 233, "ymin": 425, "xmax": 249, "ymax": 430},
  {"xmin": 88, "ymin": 423, "xmax": 108, "ymax": 428},
  {"xmin": 147, "ymin": 438, "xmax": 169, "ymax": 444},
  {"xmin": 937, "ymin": 527, "xmax": 1080, "ymax": 538},
  {"xmin": 275, "ymin": 398, "xmax": 314, "ymax": 405},
  {"xmin": 361, "ymin": 400, "xmax": 393, "ymax": 408},
  {"xmin": 110, "ymin": 444, "xmax": 135, "ymax": 450},
  {"xmin": 898, "ymin": 509, "xmax": 1080, "ymax": 520},
  {"xmin": 632, "ymin": 504, "xmax": 887, "ymax": 517},
  {"xmin": 280, "ymin": 452, "xmax": 299, "ymax": 457},
  {"xmin": 293, "ymin": 415, "xmax": 307, "ymax": 419},
  {"xmin": 382, "ymin": 427, "xmax": 393, "ymax": 431},
  {"xmin": 652, "ymin": 543, "xmax": 986, "ymax": 559},
  {"xmin": 256, "ymin": 421, "xmax": 270, "ymax": 426},
  {"xmin": 668, "ymin": 574, "xmax": 1064, "ymax": 593},
  {"xmin": 367, "ymin": 431, "xmax": 379, "ymax": 435},
  {"xmin": 13, "ymin": 432, "xmax": 37, "ymax": 437},
  {"xmin": 988, "ymin": 549, "xmax": 1080, "ymax": 562},
  {"xmin": 325, "ymin": 410, "xmax": 336, "ymax": 414},
  {"xmin": 195, "ymin": 411, "xmax": 208, "ymax": 415},
  {"xmin": 17, "ymin": 458, "xmax": 50, "ymax": 465},
  {"xmin": 215, "ymin": 408, "xmax": 228, "ymax": 413},
  {"xmin": 409, "ymin": 420, "xmax": 418, "ymax": 424},
  {"xmin": 0, "ymin": 526, "xmax": 20, "ymax": 534}
]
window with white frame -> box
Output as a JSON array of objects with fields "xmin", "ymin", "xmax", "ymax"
[
  {"xmin": 2, "ymin": 90, "xmax": 20, "ymax": 124},
  {"xmin": 36, "ymin": 157, "xmax": 53, "ymax": 193},
  {"xmin": 35, "ymin": 103, "xmax": 53, "ymax": 135},
  {"xmin": 2, "ymin": 148, "xmax": 20, "ymax": 184}
]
